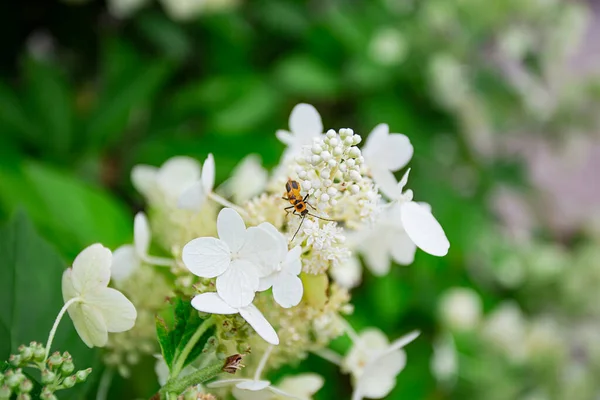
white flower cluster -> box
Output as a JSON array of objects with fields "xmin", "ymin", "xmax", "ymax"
[{"xmin": 64, "ymin": 103, "xmax": 451, "ymax": 399}]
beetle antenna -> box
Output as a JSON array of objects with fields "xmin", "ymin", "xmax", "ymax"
[
  {"xmin": 291, "ymin": 214, "xmax": 306, "ymax": 241},
  {"xmin": 307, "ymin": 213, "xmax": 336, "ymax": 222}
]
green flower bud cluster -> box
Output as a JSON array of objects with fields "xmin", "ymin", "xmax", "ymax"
[
  {"xmin": 2, "ymin": 343, "xmax": 92, "ymax": 399},
  {"xmin": 213, "ymin": 315, "xmax": 252, "ymax": 360},
  {"xmin": 177, "ymin": 385, "xmax": 216, "ymax": 400}
]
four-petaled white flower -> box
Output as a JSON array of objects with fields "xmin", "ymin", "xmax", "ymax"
[
  {"xmin": 330, "ymin": 256, "xmax": 363, "ymax": 289},
  {"xmin": 376, "ymin": 169, "xmax": 450, "ymax": 257},
  {"xmin": 276, "ymin": 104, "xmax": 324, "ymax": 157},
  {"xmin": 182, "ymin": 208, "xmax": 279, "ymax": 308},
  {"xmin": 62, "ymin": 244, "xmax": 137, "ymax": 348},
  {"xmin": 111, "ymin": 212, "xmax": 151, "ymax": 283},
  {"xmin": 178, "ymin": 154, "xmax": 216, "ymax": 211},
  {"xmin": 131, "ymin": 156, "xmax": 201, "ymax": 206},
  {"xmin": 258, "ymin": 223, "xmax": 303, "ymax": 308},
  {"xmin": 342, "ymin": 328, "xmax": 420, "ymax": 400},
  {"xmin": 362, "ymin": 123, "xmax": 414, "ymax": 193},
  {"xmin": 231, "ymin": 373, "xmax": 325, "ymax": 400},
  {"xmin": 193, "ymin": 293, "xmax": 279, "ymax": 345}
]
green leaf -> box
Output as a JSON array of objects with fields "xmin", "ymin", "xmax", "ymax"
[
  {"xmin": 273, "ymin": 54, "xmax": 340, "ymax": 98},
  {"xmin": 0, "ymin": 210, "xmax": 98, "ymax": 398},
  {"xmin": 0, "ymin": 160, "xmax": 132, "ymax": 259},
  {"xmin": 135, "ymin": 12, "xmax": 191, "ymax": 61},
  {"xmin": 0, "ymin": 81, "xmax": 40, "ymax": 144},
  {"xmin": 23, "ymin": 57, "xmax": 74, "ymax": 157},
  {"xmin": 156, "ymin": 298, "xmax": 216, "ymax": 371}
]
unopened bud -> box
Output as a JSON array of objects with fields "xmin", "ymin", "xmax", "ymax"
[
  {"xmin": 32, "ymin": 347, "xmax": 45, "ymax": 362},
  {"xmin": 75, "ymin": 368, "xmax": 92, "ymax": 383},
  {"xmin": 215, "ymin": 345, "xmax": 228, "ymax": 360},
  {"xmin": 236, "ymin": 342, "xmax": 251, "ymax": 354},
  {"xmin": 0, "ymin": 385, "xmax": 12, "ymax": 399},
  {"xmin": 6, "ymin": 371, "xmax": 24, "ymax": 388},
  {"xmin": 19, "ymin": 379, "xmax": 33, "ymax": 393},
  {"xmin": 41, "ymin": 370, "xmax": 56, "ymax": 385},
  {"xmin": 202, "ymin": 336, "xmax": 217, "ymax": 353},
  {"xmin": 48, "ymin": 352, "xmax": 63, "ymax": 368},
  {"xmin": 19, "ymin": 346, "xmax": 33, "ymax": 362},
  {"xmin": 16, "ymin": 394, "xmax": 31, "ymax": 400},
  {"xmin": 62, "ymin": 375, "xmax": 77, "ymax": 388},
  {"xmin": 40, "ymin": 389, "xmax": 57, "ymax": 400},
  {"xmin": 60, "ymin": 360, "xmax": 74, "ymax": 375},
  {"xmin": 9, "ymin": 355, "xmax": 21, "ymax": 367}
]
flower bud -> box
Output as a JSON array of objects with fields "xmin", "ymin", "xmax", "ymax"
[
  {"xmin": 9, "ymin": 355, "xmax": 21, "ymax": 367},
  {"xmin": 215, "ymin": 344, "xmax": 228, "ymax": 360},
  {"xmin": 32, "ymin": 347, "xmax": 46, "ymax": 362},
  {"xmin": 236, "ymin": 342, "xmax": 251, "ymax": 354},
  {"xmin": 6, "ymin": 370, "xmax": 24, "ymax": 388},
  {"xmin": 75, "ymin": 368, "xmax": 92, "ymax": 383},
  {"xmin": 202, "ymin": 336, "xmax": 217, "ymax": 353},
  {"xmin": 62, "ymin": 375, "xmax": 77, "ymax": 389},
  {"xmin": 41, "ymin": 370, "xmax": 56, "ymax": 385},
  {"xmin": 60, "ymin": 360, "xmax": 75, "ymax": 375},
  {"xmin": 16, "ymin": 394, "xmax": 31, "ymax": 400},
  {"xmin": 40, "ymin": 388, "xmax": 57, "ymax": 400},
  {"xmin": 19, "ymin": 379, "xmax": 33, "ymax": 393},
  {"xmin": 18, "ymin": 346, "xmax": 33, "ymax": 362},
  {"xmin": 0, "ymin": 385, "xmax": 12, "ymax": 400},
  {"xmin": 48, "ymin": 352, "xmax": 63, "ymax": 369}
]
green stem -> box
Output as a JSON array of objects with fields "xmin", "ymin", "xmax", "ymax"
[
  {"xmin": 170, "ymin": 317, "xmax": 216, "ymax": 378},
  {"xmin": 208, "ymin": 192, "xmax": 248, "ymax": 216},
  {"xmin": 44, "ymin": 297, "xmax": 82, "ymax": 362},
  {"xmin": 161, "ymin": 359, "xmax": 227, "ymax": 396}
]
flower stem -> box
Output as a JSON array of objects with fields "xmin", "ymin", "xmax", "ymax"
[
  {"xmin": 44, "ymin": 297, "xmax": 82, "ymax": 362},
  {"xmin": 143, "ymin": 254, "xmax": 176, "ymax": 268},
  {"xmin": 161, "ymin": 357, "xmax": 231, "ymax": 396},
  {"xmin": 253, "ymin": 345, "xmax": 273, "ymax": 381},
  {"xmin": 312, "ymin": 348, "xmax": 343, "ymax": 366},
  {"xmin": 171, "ymin": 316, "xmax": 216, "ymax": 378},
  {"xmin": 96, "ymin": 368, "xmax": 113, "ymax": 400},
  {"xmin": 208, "ymin": 192, "xmax": 248, "ymax": 216}
]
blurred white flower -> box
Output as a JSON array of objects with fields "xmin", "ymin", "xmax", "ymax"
[
  {"xmin": 438, "ymin": 287, "xmax": 482, "ymax": 331},
  {"xmin": 368, "ymin": 28, "xmax": 408, "ymax": 66},
  {"xmin": 342, "ymin": 328, "xmax": 420, "ymax": 400},
  {"xmin": 111, "ymin": 212, "xmax": 149, "ymax": 283},
  {"xmin": 62, "ymin": 244, "xmax": 137, "ymax": 348},
  {"xmin": 107, "ymin": 0, "xmax": 149, "ymax": 18},
  {"xmin": 182, "ymin": 208, "xmax": 279, "ymax": 308},
  {"xmin": 330, "ymin": 256, "xmax": 362, "ymax": 289},
  {"xmin": 159, "ymin": 0, "xmax": 206, "ymax": 21},
  {"xmin": 482, "ymin": 301, "xmax": 527, "ymax": 362},
  {"xmin": 231, "ymin": 373, "xmax": 325, "ymax": 400},
  {"xmin": 276, "ymin": 104, "xmax": 323, "ymax": 158},
  {"xmin": 430, "ymin": 334, "xmax": 458, "ymax": 386},
  {"xmin": 377, "ymin": 169, "xmax": 450, "ymax": 257},
  {"xmin": 178, "ymin": 154, "xmax": 216, "ymax": 211},
  {"xmin": 221, "ymin": 154, "xmax": 269, "ymax": 204},
  {"xmin": 257, "ymin": 223, "xmax": 303, "ymax": 308},
  {"xmin": 132, "ymin": 156, "xmax": 201, "ymax": 206}
]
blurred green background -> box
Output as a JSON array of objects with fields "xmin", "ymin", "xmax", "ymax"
[{"xmin": 2, "ymin": 0, "xmax": 600, "ymax": 399}]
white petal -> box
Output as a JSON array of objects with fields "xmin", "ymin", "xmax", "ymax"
[
  {"xmin": 232, "ymin": 386, "xmax": 272, "ymax": 400},
  {"xmin": 239, "ymin": 226, "xmax": 280, "ymax": 277},
  {"xmin": 86, "ymin": 287, "xmax": 137, "ymax": 332},
  {"xmin": 178, "ymin": 180, "xmax": 207, "ymax": 211},
  {"xmin": 277, "ymin": 373, "xmax": 325, "ymax": 397},
  {"xmin": 358, "ymin": 350, "xmax": 407, "ymax": 398},
  {"xmin": 386, "ymin": 330, "xmax": 420, "ymax": 353},
  {"xmin": 226, "ymin": 155, "xmax": 268, "ymax": 203},
  {"xmin": 236, "ymin": 380, "xmax": 271, "ymax": 391},
  {"xmin": 62, "ymin": 269, "xmax": 78, "ymax": 301},
  {"xmin": 359, "ymin": 233, "xmax": 391, "ymax": 276},
  {"xmin": 273, "ymin": 273, "xmax": 303, "ymax": 308},
  {"xmin": 110, "ymin": 245, "xmax": 140, "ymax": 283},
  {"xmin": 258, "ymin": 273, "xmax": 278, "ymax": 291},
  {"xmin": 397, "ymin": 168, "xmax": 411, "ymax": 193},
  {"xmin": 282, "ymin": 246, "xmax": 302, "ymax": 276},
  {"xmin": 71, "ymin": 243, "xmax": 112, "ymax": 294},
  {"xmin": 384, "ymin": 134, "xmax": 413, "ymax": 171},
  {"xmin": 207, "ymin": 379, "xmax": 250, "ymax": 388},
  {"xmin": 276, "ymin": 129, "xmax": 294, "ymax": 146},
  {"xmin": 258, "ymin": 222, "xmax": 288, "ymax": 262},
  {"xmin": 330, "ymin": 256, "xmax": 362, "ymax": 289},
  {"xmin": 389, "ymin": 231, "xmax": 417, "ymax": 266},
  {"xmin": 202, "ymin": 153, "xmax": 216, "ymax": 193},
  {"xmin": 289, "ymin": 104, "xmax": 323, "ymax": 138},
  {"xmin": 67, "ymin": 302, "xmax": 108, "ymax": 348},
  {"xmin": 400, "ymin": 202, "xmax": 450, "ymax": 256},
  {"xmin": 191, "ymin": 293, "xmax": 237, "ymax": 314},
  {"xmin": 216, "ymin": 259, "xmax": 260, "ymax": 308},
  {"xmin": 371, "ymin": 168, "xmax": 403, "ymax": 199},
  {"xmin": 217, "ymin": 208, "xmax": 247, "ymax": 253},
  {"xmin": 157, "ymin": 156, "xmax": 201, "ymax": 197},
  {"xmin": 134, "ymin": 212, "xmax": 151, "ymax": 256},
  {"xmin": 131, "ymin": 164, "xmax": 158, "ymax": 198},
  {"xmin": 182, "ymin": 237, "xmax": 231, "ymax": 278},
  {"xmin": 238, "ymin": 304, "xmax": 279, "ymax": 345}
]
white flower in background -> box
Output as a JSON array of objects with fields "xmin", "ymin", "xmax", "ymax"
[
  {"xmin": 62, "ymin": 244, "xmax": 137, "ymax": 348},
  {"xmin": 192, "ymin": 293, "xmax": 279, "ymax": 345},
  {"xmin": 178, "ymin": 154, "xmax": 216, "ymax": 211},
  {"xmin": 231, "ymin": 373, "xmax": 325, "ymax": 400},
  {"xmin": 430, "ymin": 334, "xmax": 458, "ymax": 386},
  {"xmin": 438, "ymin": 287, "xmax": 482, "ymax": 331},
  {"xmin": 182, "ymin": 208, "xmax": 279, "ymax": 308},
  {"xmin": 330, "ymin": 256, "xmax": 362, "ymax": 289},
  {"xmin": 107, "ymin": 0, "xmax": 149, "ymax": 18},
  {"xmin": 221, "ymin": 154, "xmax": 269, "ymax": 204},
  {"xmin": 257, "ymin": 223, "xmax": 303, "ymax": 308},
  {"xmin": 159, "ymin": 0, "xmax": 206, "ymax": 21},
  {"xmin": 362, "ymin": 123, "xmax": 413, "ymax": 192},
  {"xmin": 342, "ymin": 328, "xmax": 420, "ymax": 400},
  {"xmin": 368, "ymin": 28, "xmax": 408, "ymax": 66},
  {"xmin": 132, "ymin": 156, "xmax": 200, "ymax": 206},
  {"xmin": 482, "ymin": 301, "xmax": 527, "ymax": 362},
  {"xmin": 276, "ymin": 103, "xmax": 323, "ymax": 158},
  {"xmin": 154, "ymin": 354, "xmax": 195, "ymax": 386},
  {"xmin": 377, "ymin": 169, "xmax": 450, "ymax": 257}
]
